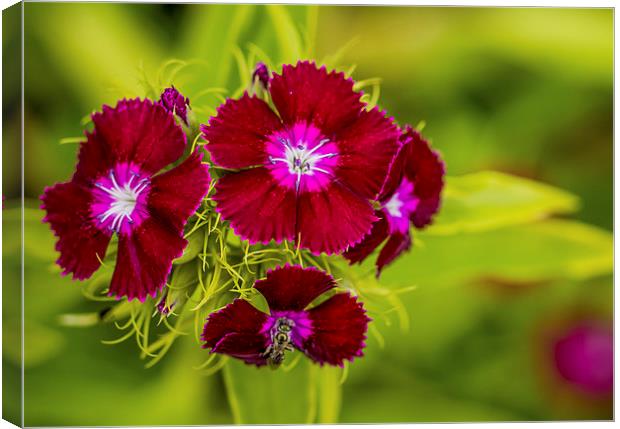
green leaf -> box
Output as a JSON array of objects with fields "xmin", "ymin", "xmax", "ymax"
[
  {"xmin": 428, "ymin": 171, "xmax": 580, "ymax": 235},
  {"xmin": 174, "ymin": 231, "xmax": 203, "ymax": 265},
  {"xmin": 303, "ymin": 6, "xmax": 319, "ymax": 57},
  {"xmin": 316, "ymin": 366, "xmax": 342, "ymax": 423},
  {"xmin": 222, "ymin": 357, "xmax": 341, "ymax": 424},
  {"xmin": 267, "ymin": 5, "xmax": 303, "ymax": 62},
  {"xmin": 179, "ymin": 5, "xmax": 256, "ymax": 89},
  {"xmin": 381, "ymin": 219, "xmax": 612, "ymax": 289}
]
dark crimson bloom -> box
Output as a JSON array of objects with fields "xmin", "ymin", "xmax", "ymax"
[
  {"xmin": 252, "ymin": 62, "xmax": 270, "ymax": 89},
  {"xmin": 202, "ymin": 61, "xmax": 400, "ymax": 255},
  {"xmin": 160, "ymin": 86, "xmax": 190, "ymax": 125},
  {"xmin": 201, "ymin": 265, "xmax": 369, "ymax": 367},
  {"xmin": 344, "ymin": 126, "xmax": 444, "ymax": 275},
  {"xmin": 553, "ymin": 321, "xmax": 613, "ymax": 396},
  {"xmin": 41, "ymin": 98, "xmax": 210, "ymax": 301}
]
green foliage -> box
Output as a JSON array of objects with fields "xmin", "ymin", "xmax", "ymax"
[
  {"xmin": 267, "ymin": 5, "xmax": 304, "ymax": 61},
  {"xmin": 384, "ymin": 220, "xmax": 612, "ymax": 289},
  {"xmin": 428, "ymin": 171, "xmax": 579, "ymax": 235},
  {"xmin": 223, "ymin": 358, "xmax": 342, "ymax": 424}
]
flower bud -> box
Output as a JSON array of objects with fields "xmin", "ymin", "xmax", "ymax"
[
  {"xmin": 252, "ymin": 62, "xmax": 270, "ymax": 89},
  {"xmin": 159, "ymin": 86, "xmax": 190, "ymax": 125}
]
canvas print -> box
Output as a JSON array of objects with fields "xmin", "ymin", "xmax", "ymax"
[{"xmin": 2, "ymin": 3, "xmax": 613, "ymax": 425}]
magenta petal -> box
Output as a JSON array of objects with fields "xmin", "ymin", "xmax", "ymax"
[
  {"xmin": 212, "ymin": 333, "xmax": 269, "ymax": 366},
  {"xmin": 400, "ymin": 127, "xmax": 445, "ymax": 228},
  {"xmin": 109, "ymin": 217, "xmax": 187, "ymax": 301},
  {"xmin": 202, "ymin": 299, "xmax": 268, "ymax": 344},
  {"xmin": 343, "ymin": 212, "xmax": 389, "ymax": 265},
  {"xmin": 202, "ymin": 94, "xmax": 282, "ymax": 169},
  {"xmin": 254, "ymin": 265, "xmax": 336, "ymax": 312},
  {"xmin": 202, "ymin": 299, "xmax": 269, "ymax": 365},
  {"xmin": 73, "ymin": 132, "xmax": 114, "ymax": 185},
  {"xmin": 379, "ymin": 138, "xmax": 407, "ymax": 202},
  {"xmin": 411, "ymin": 195, "xmax": 442, "ymax": 229},
  {"xmin": 148, "ymin": 151, "xmax": 210, "ymax": 232},
  {"xmin": 296, "ymin": 182, "xmax": 377, "ymax": 255},
  {"xmin": 90, "ymin": 98, "xmax": 186, "ymax": 175},
  {"xmin": 41, "ymin": 181, "xmax": 111, "ymax": 280},
  {"xmin": 213, "ymin": 167, "xmax": 297, "ymax": 245},
  {"xmin": 302, "ymin": 293, "xmax": 369, "ymax": 366},
  {"xmin": 404, "ymin": 128, "xmax": 445, "ymax": 199},
  {"xmin": 269, "ymin": 61, "xmax": 363, "ymax": 135},
  {"xmin": 376, "ymin": 231, "xmax": 412, "ymax": 276},
  {"xmin": 334, "ymin": 106, "xmax": 401, "ymax": 199},
  {"xmin": 344, "ymin": 210, "xmax": 412, "ymax": 276}
]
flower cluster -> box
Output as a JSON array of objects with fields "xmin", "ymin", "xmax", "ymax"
[{"xmin": 42, "ymin": 61, "xmax": 444, "ymax": 368}]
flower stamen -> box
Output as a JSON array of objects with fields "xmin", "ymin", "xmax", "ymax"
[{"xmin": 91, "ymin": 167, "xmax": 151, "ymax": 233}]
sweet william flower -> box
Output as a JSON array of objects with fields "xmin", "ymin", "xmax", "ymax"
[
  {"xmin": 344, "ymin": 126, "xmax": 445, "ymax": 275},
  {"xmin": 41, "ymin": 98, "xmax": 210, "ymax": 301},
  {"xmin": 160, "ymin": 86, "xmax": 190, "ymax": 125},
  {"xmin": 201, "ymin": 265, "xmax": 370, "ymax": 367},
  {"xmin": 202, "ymin": 61, "xmax": 401, "ymax": 255}
]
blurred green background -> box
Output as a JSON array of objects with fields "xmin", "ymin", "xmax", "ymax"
[{"xmin": 2, "ymin": 4, "xmax": 613, "ymax": 425}]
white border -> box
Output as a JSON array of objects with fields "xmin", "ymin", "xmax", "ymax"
[{"xmin": 0, "ymin": 1, "xmax": 615, "ymax": 429}]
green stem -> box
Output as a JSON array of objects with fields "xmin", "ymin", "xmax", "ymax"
[{"xmin": 222, "ymin": 363, "xmax": 243, "ymax": 424}]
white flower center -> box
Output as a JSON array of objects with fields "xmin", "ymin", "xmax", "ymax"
[
  {"xmin": 384, "ymin": 192, "xmax": 404, "ymax": 218},
  {"xmin": 269, "ymin": 137, "xmax": 336, "ymax": 191},
  {"xmin": 95, "ymin": 171, "xmax": 150, "ymax": 232}
]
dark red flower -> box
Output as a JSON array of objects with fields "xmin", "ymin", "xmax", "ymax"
[
  {"xmin": 201, "ymin": 265, "xmax": 370, "ymax": 367},
  {"xmin": 41, "ymin": 98, "xmax": 210, "ymax": 301},
  {"xmin": 201, "ymin": 61, "xmax": 400, "ymax": 255},
  {"xmin": 160, "ymin": 86, "xmax": 190, "ymax": 125},
  {"xmin": 344, "ymin": 126, "xmax": 445, "ymax": 275},
  {"xmin": 252, "ymin": 62, "xmax": 270, "ymax": 89}
]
